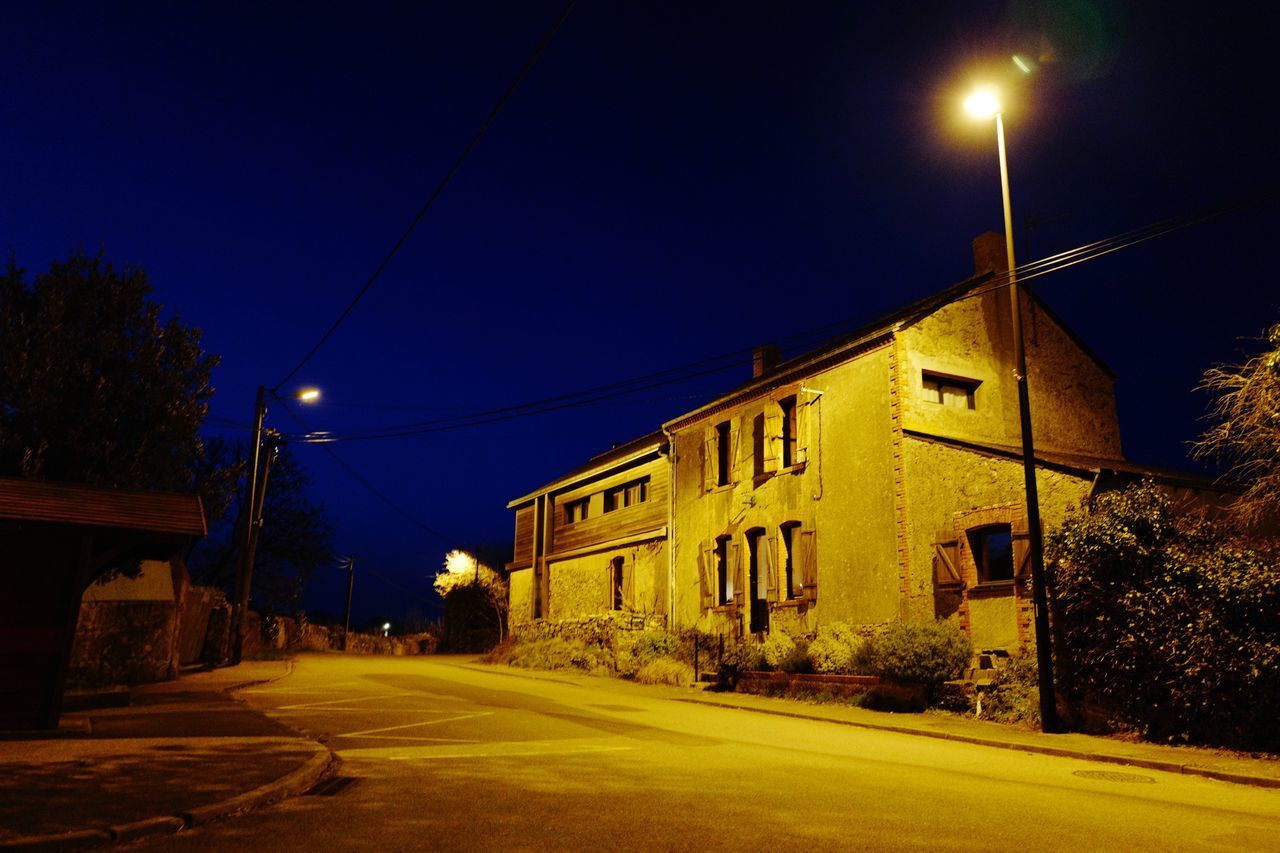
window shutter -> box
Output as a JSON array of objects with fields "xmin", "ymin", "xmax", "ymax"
[
  {"xmin": 1012, "ymin": 527, "xmax": 1032, "ymax": 579},
  {"xmin": 799, "ymin": 530, "xmax": 817, "ymax": 601},
  {"xmin": 698, "ymin": 543, "xmax": 714, "ymax": 610},
  {"xmin": 728, "ymin": 420, "xmax": 741, "ymax": 484},
  {"xmin": 763, "ymin": 409, "xmax": 781, "ymax": 473},
  {"xmin": 795, "ymin": 395, "xmax": 814, "ymax": 466},
  {"xmin": 729, "ymin": 541, "xmax": 743, "ymax": 606},
  {"xmin": 703, "ymin": 428, "xmax": 716, "ymax": 492},
  {"xmin": 762, "ymin": 534, "xmax": 777, "ymax": 602},
  {"xmin": 622, "ymin": 556, "xmax": 635, "ymax": 610},
  {"xmin": 933, "ymin": 536, "xmax": 963, "ymax": 586}
]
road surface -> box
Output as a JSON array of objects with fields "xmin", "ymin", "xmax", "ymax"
[{"xmin": 132, "ymin": 653, "xmax": 1280, "ymax": 851}]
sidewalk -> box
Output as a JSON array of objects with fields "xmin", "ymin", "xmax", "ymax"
[
  {"xmin": 676, "ymin": 688, "xmax": 1280, "ymax": 789},
  {"xmin": 0, "ymin": 661, "xmax": 333, "ymax": 851}
]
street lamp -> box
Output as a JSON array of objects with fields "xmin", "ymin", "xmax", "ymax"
[
  {"xmin": 228, "ymin": 384, "xmax": 321, "ymax": 664},
  {"xmin": 965, "ymin": 86, "xmax": 1061, "ymax": 733}
]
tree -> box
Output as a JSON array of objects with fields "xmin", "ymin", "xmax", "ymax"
[
  {"xmin": 1047, "ymin": 482, "xmax": 1280, "ymax": 749},
  {"xmin": 1193, "ymin": 320, "xmax": 1280, "ymax": 531},
  {"xmin": 0, "ymin": 252, "xmax": 218, "ymax": 494},
  {"xmin": 434, "ymin": 549, "xmax": 508, "ymax": 647},
  {"xmin": 188, "ymin": 438, "xmax": 335, "ymax": 613}
]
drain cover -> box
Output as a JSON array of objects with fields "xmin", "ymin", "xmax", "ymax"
[
  {"xmin": 1072, "ymin": 769, "xmax": 1156, "ymax": 784},
  {"xmin": 305, "ymin": 776, "xmax": 361, "ymax": 796}
]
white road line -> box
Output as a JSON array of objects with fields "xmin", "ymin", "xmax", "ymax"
[
  {"xmin": 276, "ymin": 692, "xmax": 418, "ymax": 710},
  {"xmin": 337, "ymin": 712, "xmax": 493, "ymax": 738},
  {"xmin": 344, "ymin": 735, "xmax": 480, "ymax": 743}
]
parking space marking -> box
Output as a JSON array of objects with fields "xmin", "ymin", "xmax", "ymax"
[{"xmin": 276, "ymin": 692, "xmax": 419, "ymax": 710}]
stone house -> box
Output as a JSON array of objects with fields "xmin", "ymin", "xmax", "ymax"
[{"xmin": 506, "ymin": 234, "xmax": 1218, "ymax": 651}]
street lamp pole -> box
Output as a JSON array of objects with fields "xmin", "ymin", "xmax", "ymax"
[
  {"xmin": 976, "ymin": 94, "xmax": 1061, "ymax": 732},
  {"xmin": 229, "ymin": 385, "xmax": 267, "ymax": 665}
]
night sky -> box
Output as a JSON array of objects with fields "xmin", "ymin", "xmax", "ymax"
[{"xmin": 3, "ymin": 2, "xmax": 1277, "ymax": 626}]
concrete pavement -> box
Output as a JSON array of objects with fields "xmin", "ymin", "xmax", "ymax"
[{"xmin": 0, "ymin": 661, "xmax": 333, "ymax": 851}]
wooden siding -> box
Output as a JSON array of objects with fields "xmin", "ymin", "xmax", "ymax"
[
  {"xmin": 551, "ymin": 457, "xmax": 667, "ymax": 555},
  {"xmin": 512, "ymin": 505, "xmax": 535, "ymax": 567}
]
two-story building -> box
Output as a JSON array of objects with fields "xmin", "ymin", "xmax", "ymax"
[{"xmin": 506, "ymin": 234, "xmax": 1215, "ymax": 651}]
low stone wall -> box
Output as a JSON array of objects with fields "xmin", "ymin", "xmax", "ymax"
[
  {"xmin": 288, "ymin": 621, "xmax": 439, "ymax": 656},
  {"xmin": 67, "ymin": 600, "xmax": 178, "ymax": 688}
]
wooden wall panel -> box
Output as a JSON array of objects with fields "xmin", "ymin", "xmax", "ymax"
[
  {"xmin": 550, "ymin": 457, "xmax": 668, "ymax": 555},
  {"xmin": 512, "ymin": 505, "xmax": 534, "ymax": 567}
]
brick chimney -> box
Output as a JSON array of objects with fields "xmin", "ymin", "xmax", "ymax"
[
  {"xmin": 972, "ymin": 231, "xmax": 1009, "ymax": 275},
  {"xmin": 753, "ymin": 344, "xmax": 781, "ymax": 378}
]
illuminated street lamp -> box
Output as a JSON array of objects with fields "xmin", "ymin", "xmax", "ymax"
[
  {"xmin": 229, "ymin": 385, "xmax": 322, "ymax": 664},
  {"xmin": 965, "ymin": 86, "xmax": 1061, "ymax": 732}
]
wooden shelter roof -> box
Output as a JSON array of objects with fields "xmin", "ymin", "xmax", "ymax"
[{"xmin": 0, "ymin": 477, "xmax": 206, "ymax": 536}]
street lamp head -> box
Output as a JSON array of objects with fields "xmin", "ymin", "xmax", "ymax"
[
  {"xmin": 964, "ymin": 87, "xmax": 1001, "ymax": 120},
  {"xmin": 295, "ymin": 387, "xmax": 321, "ymax": 403}
]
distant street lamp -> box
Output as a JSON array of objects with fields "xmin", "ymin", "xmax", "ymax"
[
  {"xmin": 965, "ymin": 86, "xmax": 1061, "ymax": 732},
  {"xmin": 229, "ymin": 385, "xmax": 321, "ymax": 664}
]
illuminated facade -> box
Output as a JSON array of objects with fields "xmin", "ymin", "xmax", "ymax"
[{"xmin": 507, "ymin": 234, "xmax": 1210, "ymax": 650}]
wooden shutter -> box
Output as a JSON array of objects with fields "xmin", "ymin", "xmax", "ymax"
[
  {"xmin": 795, "ymin": 395, "xmax": 813, "ymax": 466},
  {"xmin": 799, "ymin": 529, "xmax": 817, "ymax": 601},
  {"xmin": 729, "ymin": 541, "xmax": 743, "ymax": 606},
  {"xmin": 762, "ymin": 534, "xmax": 777, "ymax": 602},
  {"xmin": 933, "ymin": 536, "xmax": 963, "ymax": 586},
  {"xmin": 698, "ymin": 542, "xmax": 714, "ymax": 610},
  {"xmin": 763, "ymin": 408, "xmax": 781, "ymax": 473},
  {"xmin": 1012, "ymin": 526, "xmax": 1032, "ymax": 579},
  {"xmin": 622, "ymin": 556, "xmax": 635, "ymax": 610},
  {"xmin": 728, "ymin": 420, "xmax": 741, "ymax": 484},
  {"xmin": 703, "ymin": 428, "xmax": 716, "ymax": 492}
]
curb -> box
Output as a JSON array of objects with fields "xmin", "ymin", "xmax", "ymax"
[
  {"xmin": 0, "ymin": 748, "xmax": 335, "ymax": 851},
  {"xmin": 673, "ymin": 695, "xmax": 1280, "ymax": 790}
]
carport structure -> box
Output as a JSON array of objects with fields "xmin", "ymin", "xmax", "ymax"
[{"xmin": 0, "ymin": 477, "xmax": 205, "ymax": 730}]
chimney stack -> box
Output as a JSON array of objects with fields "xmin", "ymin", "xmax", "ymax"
[
  {"xmin": 752, "ymin": 344, "xmax": 781, "ymax": 378},
  {"xmin": 972, "ymin": 231, "xmax": 1009, "ymax": 276}
]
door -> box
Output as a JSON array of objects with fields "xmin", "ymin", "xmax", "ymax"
[{"xmin": 748, "ymin": 530, "xmax": 769, "ymax": 634}]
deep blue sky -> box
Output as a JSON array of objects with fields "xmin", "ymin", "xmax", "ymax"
[{"xmin": 3, "ymin": 2, "xmax": 1277, "ymax": 626}]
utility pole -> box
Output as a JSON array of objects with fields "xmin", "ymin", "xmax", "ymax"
[
  {"xmin": 343, "ymin": 557, "xmax": 355, "ymax": 651},
  {"xmin": 230, "ymin": 386, "xmax": 267, "ymax": 665}
]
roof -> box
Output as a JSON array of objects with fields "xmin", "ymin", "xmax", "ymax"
[
  {"xmin": 902, "ymin": 430, "xmax": 1232, "ymax": 492},
  {"xmin": 663, "ymin": 270, "xmax": 999, "ymax": 432},
  {"xmin": 507, "ymin": 431, "xmax": 666, "ymax": 508},
  {"xmin": 0, "ymin": 477, "xmax": 207, "ymax": 536}
]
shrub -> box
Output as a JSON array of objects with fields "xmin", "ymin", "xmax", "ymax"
[
  {"xmin": 1049, "ymin": 482, "xmax": 1280, "ymax": 750},
  {"xmin": 635, "ymin": 658, "xmax": 695, "ymax": 686},
  {"xmin": 863, "ymin": 621, "xmax": 971, "ymax": 693},
  {"xmin": 613, "ymin": 629, "xmax": 680, "ymax": 677},
  {"xmin": 976, "ymin": 653, "xmax": 1041, "ymax": 728},
  {"xmin": 761, "ymin": 633, "xmax": 811, "ymax": 673},
  {"xmin": 722, "ymin": 639, "xmax": 767, "ymax": 673},
  {"xmin": 499, "ymin": 637, "xmax": 611, "ymax": 672},
  {"xmin": 807, "ymin": 622, "xmax": 865, "ymax": 674}
]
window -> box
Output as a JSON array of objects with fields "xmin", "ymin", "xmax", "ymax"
[
  {"xmin": 781, "ymin": 522, "xmax": 800, "ymax": 600},
  {"xmin": 715, "ymin": 421, "xmax": 731, "ymax": 486},
  {"xmin": 780, "ymin": 397, "xmax": 797, "ymax": 468},
  {"xmin": 714, "ymin": 536, "xmax": 730, "ymax": 604},
  {"xmin": 563, "ymin": 497, "xmax": 589, "ymax": 524},
  {"xmin": 604, "ymin": 476, "xmax": 649, "ymax": 513},
  {"xmin": 752, "ymin": 412, "xmax": 766, "ymax": 478},
  {"xmin": 609, "ymin": 557, "xmax": 624, "ymax": 611},
  {"xmin": 969, "ymin": 524, "xmax": 1014, "ymax": 583},
  {"xmin": 922, "ymin": 372, "xmax": 978, "ymax": 409}
]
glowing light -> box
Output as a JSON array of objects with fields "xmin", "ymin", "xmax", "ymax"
[
  {"xmin": 1012, "ymin": 54, "xmax": 1033, "ymax": 74},
  {"xmin": 964, "ymin": 87, "xmax": 1001, "ymax": 120},
  {"xmin": 296, "ymin": 387, "xmax": 321, "ymax": 403},
  {"xmin": 445, "ymin": 549, "xmax": 478, "ymax": 575}
]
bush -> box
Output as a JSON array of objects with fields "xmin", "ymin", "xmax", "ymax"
[
  {"xmin": 1049, "ymin": 482, "xmax": 1280, "ymax": 750},
  {"xmin": 761, "ymin": 633, "xmax": 810, "ymax": 673},
  {"xmin": 976, "ymin": 653, "xmax": 1040, "ymax": 727},
  {"xmin": 635, "ymin": 657, "xmax": 695, "ymax": 686},
  {"xmin": 722, "ymin": 639, "xmax": 767, "ymax": 673},
  {"xmin": 614, "ymin": 629, "xmax": 680, "ymax": 677},
  {"xmin": 807, "ymin": 622, "xmax": 865, "ymax": 674},
  {"xmin": 863, "ymin": 621, "xmax": 971, "ymax": 693},
  {"xmin": 495, "ymin": 637, "xmax": 612, "ymax": 672}
]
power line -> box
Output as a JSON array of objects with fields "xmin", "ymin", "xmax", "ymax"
[{"xmin": 272, "ymin": 0, "xmax": 579, "ymax": 392}]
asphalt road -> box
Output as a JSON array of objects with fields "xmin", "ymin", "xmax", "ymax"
[{"xmin": 131, "ymin": 654, "xmax": 1280, "ymax": 852}]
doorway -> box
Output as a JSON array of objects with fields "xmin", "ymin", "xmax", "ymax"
[{"xmin": 747, "ymin": 529, "xmax": 769, "ymax": 634}]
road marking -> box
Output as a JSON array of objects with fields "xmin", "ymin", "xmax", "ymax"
[
  {"xmin": 276, "ymin": 692, "xmax": 418, "ymax": 710},
  {"xmin": 388, "ymin": 745, "xmax": 636, "ymax": 761},
  {"xmin": 337, "ymin": 712, "xmax": 493, "ymax": 738}
]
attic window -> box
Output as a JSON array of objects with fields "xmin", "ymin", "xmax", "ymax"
[
  {"xmin": 604, "ymin": 477, "xmax": 649, "ymax": 513},
  {"xmin": 564, "ymin": 497, "xmax": 589, "ymax": 524},
  {"xmin": 922, "ymin": 372, "xmax": 978, "ymax": 409}
]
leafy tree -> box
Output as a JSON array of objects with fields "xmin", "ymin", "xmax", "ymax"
[
  {"xmin": 1047, "ymin": 482, "xmax": 1280, "ymax": 749},
  {"xmin": 0, "ymin": 252, "xmax": 218, "ymax": 494},
  {"xmin": 1194, "ymin": 321, "xmax": 1280, "ymax": 531},
  {"xmin": 434, "ymin": 549, "xmax": 508, "ymax": 647},
  {"xmin": 188, "ymin": 438, "xmax": 335, "ymax": 613}
]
